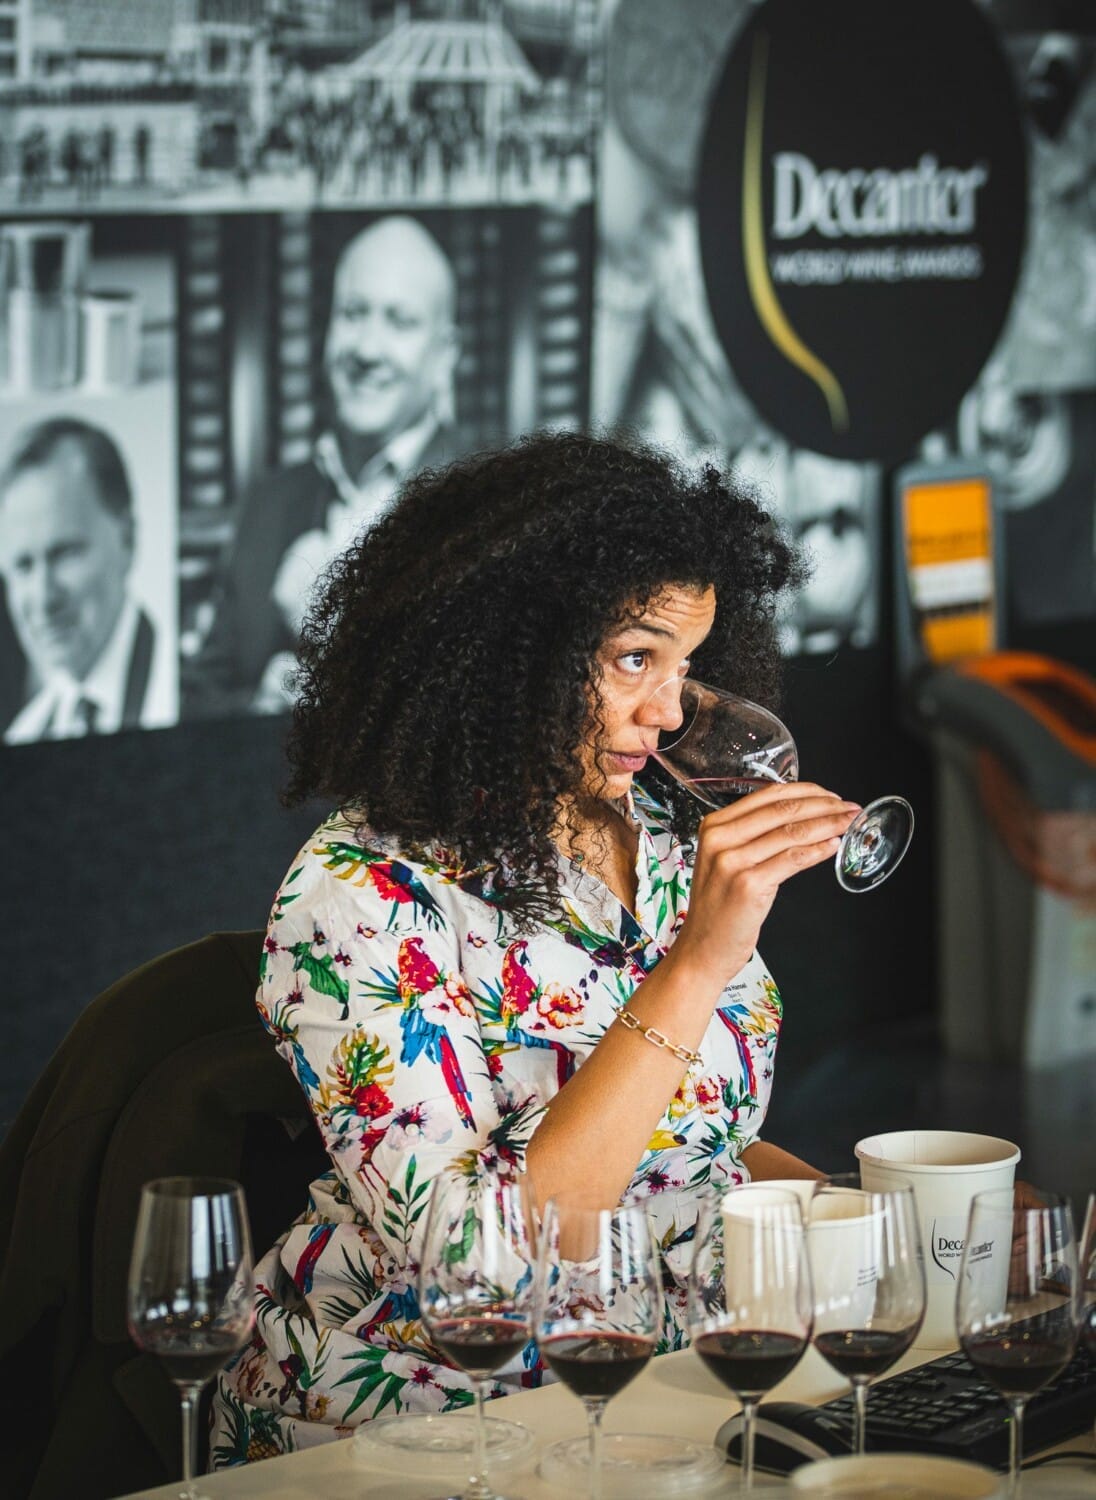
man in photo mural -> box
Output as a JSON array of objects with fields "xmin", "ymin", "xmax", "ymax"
[
  {"xmin": 0, "ymin": 417, "xmax": 175, "ymax": 744},
  {"xmin": 194, "ymin": 215, "xmax": 461, "ymax": 716}
]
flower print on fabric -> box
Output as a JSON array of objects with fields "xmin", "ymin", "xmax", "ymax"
[{"xmin": 211, "ymin": 784, "xmax": 783, "ymax": 1463}]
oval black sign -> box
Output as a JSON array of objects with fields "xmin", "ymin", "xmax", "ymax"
[{"xmin": 697, "ymin": 0, "xmax": 1027, "ymax": 461}]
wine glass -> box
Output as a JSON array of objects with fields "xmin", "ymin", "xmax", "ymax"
[
  {"xmin": 127, "ymin": 1177, "xmax": 255, "ymax": 1500},
  {"xmin": 418, "ymin": 1171, "xmax": 538, "ymax": 1500},
  {"xmin": 688, "ymin": 1185, "xmax": 813, "ymax": 1490},
  {"xmin": 535, "ymin": 1197, "xmax": 661, "ymax": 1500},
  {"xmin": 648, "ymin": 677, "xmax": 914, "ymax": 892},
  {"xmin": 806, "ymin": 1176, "xmax": 925, "ymax": 1456},
  {"xmin": 1083, "ymin": 1193, "xmax": 1096, "ymax": 1451},
  {"xmin": 957, "ymin": 1187, "xmax": 1083, "ymax": 1494},
  {"xmin": 1082, "ymin": 1193, "xmax": 1096, "ymax": 1357}
]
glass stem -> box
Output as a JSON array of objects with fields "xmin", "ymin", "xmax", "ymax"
[
  {"xmin": 852, "ymin": 1378, "xmax": 869, "ymax": 1456},
  {"xmin": 468, "ymin": 1378, "xmax": 492, "ymax": 1500},
  {"xmin": 584, "ymin": 1398, "xmax": 607, "ymax": 1500},
  {"xmin": 1008, "ymin": 1397, "xmax": 1025, "ymax": 1495},
  {"xmin": 741, "ymin": 1396, "xmax": 758, "ymax": 1490},
  {"xmin": 179, "ymin": 1385, "xmax": 201, "ymax": 1500}
]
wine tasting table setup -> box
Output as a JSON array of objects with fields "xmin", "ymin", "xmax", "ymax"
[{"xmin": 117, "ymin": 1340, "xmax": 1090, "ymax": 1499}]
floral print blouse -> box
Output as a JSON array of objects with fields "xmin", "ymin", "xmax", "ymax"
[{"xmin": 210, "ymin": 787, "xmax": 782, "ymax": 1466}]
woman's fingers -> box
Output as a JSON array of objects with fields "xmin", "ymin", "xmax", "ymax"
[
  {"xmin": 715, "ymin": 835, "xmax": 845, "ymax": 895},
  {"xmin": 711, "ymin": 811, "xmax": 857, "ymax": 876},
  {"xmin": 698, "ymin": 786, "xmax": 861, "ymax": 853}
]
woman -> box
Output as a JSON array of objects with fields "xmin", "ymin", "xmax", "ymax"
[{"xmin": 210, "ymin": 432, "xmax": 859, "ymax": 1464}]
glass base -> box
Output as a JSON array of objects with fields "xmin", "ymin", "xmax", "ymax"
[
  {"xmin": 835, "ymin": 795, "xmax": 914, "ymax": 892},
  {"xmin": 539, "ymin": 1433, "xmax": 730, "ymax": 1496},
  {"xmin": 353, "ymin": 1412, "xmax": 533, "ymax": 1476}
]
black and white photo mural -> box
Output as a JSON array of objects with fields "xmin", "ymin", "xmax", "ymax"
[
  {"xmin": 0, "ymin": 0, "xmax": 598, "ymax": 739},
  {"xmin": 0, "ymin": 0, "xmax": 1092, "ymax": 745}
]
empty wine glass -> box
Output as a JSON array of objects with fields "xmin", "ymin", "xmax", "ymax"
[
  {"xmin": 688, "ymin": 1185, "xmax": 813, "ymax": 1490},
  {"xmin": 535, "ymin": 1197, "xmax": 661, "ymax": 1500},
  {"xmin": 418, "ymin": 1171, "xmax": 538, "ymax": 1500},
  {"xmin": 648, "ymin": 678, "xmax": 914, "ymax": 892},
  {"xmin": 957, "ymin": 1187, "xmax": 1083, "ymax": 1494},
  {"xmin": 127, "ymin": 1177, "xmax": 255, "ymax": 1500},
  {"xmin": 807, "ymin": 1176, "xmax": 925, "ymax": 1457}
]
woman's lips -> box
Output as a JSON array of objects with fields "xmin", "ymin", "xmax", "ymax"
[{"xmin": 606, "ymin": 750, "xmax": 649, "ymax": 772}]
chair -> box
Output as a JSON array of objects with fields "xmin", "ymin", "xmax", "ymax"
[{"xmin": 0, "ymin": 931, "xmax": 330, "ymax": 1500}]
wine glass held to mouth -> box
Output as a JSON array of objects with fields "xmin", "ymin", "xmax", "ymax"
[{"xmin": 645, "ymin": 677, "xmax": 914, "ymax": 893}]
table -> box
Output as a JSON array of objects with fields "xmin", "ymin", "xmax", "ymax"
[{"xmin": 122, "ymin": 1343, "xmax": 1094, "ymax": 1499}]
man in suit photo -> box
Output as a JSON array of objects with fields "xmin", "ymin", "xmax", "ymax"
[
  {"xmin": 192, "ymin": 214, "xmax": 461, "ymax": 716},
  {"xmin": 0, "ymin": 416, "xmax": 174, "ymax": 744}
]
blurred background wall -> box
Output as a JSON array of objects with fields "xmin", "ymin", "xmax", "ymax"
[{"xmin": 0, "ymin": 0, "xmax": 1093, "ymax": 1136}]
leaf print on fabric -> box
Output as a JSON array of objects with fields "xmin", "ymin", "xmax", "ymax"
[
  {"xmin": 318, "ymin": 1243, "xmax": 383, "ymax": 1326},
  {"xmin": 259, "ymin": 866, "xmax": 304, "ymax": 980},
  {"xmin": 313, "ymin": 839, "xmax": 384, "ymax": 886},
  {"xmin": 686, "ymin": 1116, "xmax": 746, "ymax": 1187},
  {"xmin": 288, "ymin": 939, "xmax": 350, "ymax": 1019},
  {"xmin": 333, "ymin": 1342, "xmax": 409, "ymax": 1420},
  {"xmin": 381, "ymin": 1155, "xmax": 432, "ymax": 1253}
]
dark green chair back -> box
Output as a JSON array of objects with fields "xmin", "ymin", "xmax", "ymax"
[{"xmin": 1, "ymin": 932, "xmax": 329, "ymax": 1500}]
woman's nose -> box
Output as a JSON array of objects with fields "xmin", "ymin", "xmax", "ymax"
[{"xmin": 637, "ymin": 678, "xmax": 684, "ymax": 731}]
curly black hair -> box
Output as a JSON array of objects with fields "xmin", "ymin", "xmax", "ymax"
[{"xmin": 285, "ymin": 430, "xmax": 804, "ymax": 917}]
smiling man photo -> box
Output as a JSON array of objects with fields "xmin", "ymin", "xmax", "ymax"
[{"xmin": 192, "ymin": 214, "xmax": 460, "ymax": 715}]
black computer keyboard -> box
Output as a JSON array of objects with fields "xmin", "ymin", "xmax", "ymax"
[{"xmin": 803, "ymin": 1340, "xmax": 1095, "ymax": 1470}]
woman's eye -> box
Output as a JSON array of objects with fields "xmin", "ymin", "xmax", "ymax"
[{"xmin": 618, "ymin": 651, "xmax": 648, "ymax": 674}]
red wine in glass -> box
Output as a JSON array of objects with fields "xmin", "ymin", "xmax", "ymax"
[
  {"xmin": 957, "ymin": 1189, "xmax": 1084, "ymax": 1493},
  {"xmin": 694, "ymin": 1328, "xmax": 808, "ymax": 1396},
  {"xmin": 419, "ymin": 1175, "xmax": 537, "ymax": 1500},
  {"xmin": 961, "ymin": 1329, "xmax": 1076, "ymax": 1396},
  {"xmin": 536, "ymin": 1199, "xmax": 662, "ymax": 1500},
  {"xmin": 688, "ymin": 1188, "xmax": 812, "ymax": 1490},
  {"xmin": 540, "ymin": 1331, "xmax": 654, "ymax": 1400},
  {"xmin": 814, "ymin": 1326, "xmax": 920, "ymax": 1381},
  {"xmin": 432, "ymin": 1316, "xmax": 531, "ymax": 1378},
  {"xmin": 137, "ymin": 1321, "xmax": 249, "ymax": 1387},
  {"xmin": 127, "ymin": 1178, "xmax": 254, "ymax": 1500}
]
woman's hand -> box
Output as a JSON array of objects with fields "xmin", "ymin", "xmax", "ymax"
[{"xmin": 666, "ymin": 782, "xmax": 862, "ymax": 988}]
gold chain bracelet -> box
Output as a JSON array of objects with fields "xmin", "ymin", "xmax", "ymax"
[{"xmin": 617, "ymin": 1008, "xmax": 702, "ymax": 1066}]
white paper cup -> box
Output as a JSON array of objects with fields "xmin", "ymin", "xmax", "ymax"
[
  {"xmin": 855, "ymin": 1130, "xmax": 1020, "ymax": 1347},
  {"xmin": 721, "ymin": 1185, "xmax": 805, "ymax": 1298},
  {"xmin": 755, "ymin": 1178, "xmax": 824, "ymax": 1210},
  {"xmin": 790, "ymin": 1452, "xmax": 1003, "ymax": 1497},
  {"xmin": 807, "ymin": 1188, "xmax": 882, "ymax": 1330}
]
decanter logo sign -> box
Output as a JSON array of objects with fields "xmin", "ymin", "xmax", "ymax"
[{"xmin": 697, "ymin": 0, "xmax": 1027, "ymax": 460}]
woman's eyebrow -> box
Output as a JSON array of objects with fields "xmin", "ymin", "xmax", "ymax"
[{"xmin": 612, "ymin": 622, "xmax": 679, "ymax": 642}]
